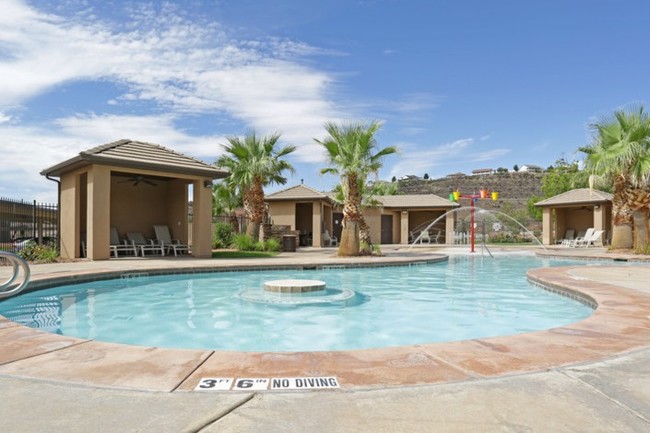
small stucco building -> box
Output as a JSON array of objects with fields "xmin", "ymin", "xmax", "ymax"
[
  {"xmin": 535, "ymin": 188, "xmax": 613, "ymax": 245},
  {"xmin": 265, "ymin": 184, "xmax": 458, "ymax": 246},
  {"xmin": 41, "ymin": 139, "xmax": 228, "ymax": 260}
]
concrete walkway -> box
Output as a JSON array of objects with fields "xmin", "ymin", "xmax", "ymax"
[{"xmin": 2, "ymin": 245, "xmax": 650, "ymax": 432}]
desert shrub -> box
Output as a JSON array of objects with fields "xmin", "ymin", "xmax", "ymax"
[
  {"xmin": 264, "ymin": 238, "xmax": 281, "ymax": 252},
  {"xmin": 231, "ymin": 233, "xmax": 254, "ymax": 251},
  {"xmin": 18, "ymin": 241, "xmax": 59, "ymax": 263},
  {"xmin": 212, "ymin": 222, "xmax": 235, "ymax": 249}
]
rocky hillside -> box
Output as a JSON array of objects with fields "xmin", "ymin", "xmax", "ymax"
[{"xmin": 394, "ymin": 172, "xmax": 544, "ymax": 213}]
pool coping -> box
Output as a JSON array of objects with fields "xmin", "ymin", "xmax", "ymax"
[{"xmin": 1, "ymin": 252, "xmax": 649, "ymax": 393}]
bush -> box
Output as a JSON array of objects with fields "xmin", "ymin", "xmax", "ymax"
[
  {"xmin": 18, "ymin": 241, "xmax": 59, "ymax": 263},
  {"xmin": 488, "ymin": 232, "xmax": 533, "ymax": 244},
  {"xmin": 253, "ymin": 241, "xmax": 266, "ymax": 252},
  {"xmin": 212, "ymin": 222, "xmax": 234, "ymax": 249},
  {"xmin": 264, "ymin": 238, "xmax": 281, "ymax": 252},
  {"xmin": 231, "ymin": 233, "xmax": 254, "ymax": 251}
]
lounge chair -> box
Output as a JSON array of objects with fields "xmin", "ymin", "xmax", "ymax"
[
  {"xmin": 578, "ymin": 229, "xmax": 604, "ymax": 247},
  {"xmin": 323, "ymin": 230, "xmax": 338, "ymax": 247},
  {"xmin": 127, "ymin": 232, "xmax": 165, "ymax": 256},
  {"xmin": 153, "ymin": 225, "xmax": 189, "ymax": 256},
  {"xmin": 419, "ymin": 231, "xmax": 431, "ymax": 244},
  {"xmin": 568, "ymin": 228, "xmax": 595, "ymax": 247},
  {"xmin": 110, "ymin": 227, "xmax": 137, "ymax": 258},
  {"xmin": 556, "ymin": 229, "xmax": 575, "ymax": 245}
]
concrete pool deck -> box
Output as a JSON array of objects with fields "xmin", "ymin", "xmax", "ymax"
[{"xmin": 2, "ymin": 245, "xmax": 650, "ymax": 432}]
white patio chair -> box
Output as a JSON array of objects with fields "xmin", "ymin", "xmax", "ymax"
[
  {"xmin": 569, "ymin": 228, "xmax": 595, "ymax": 247},
  {"xmin": 127, "ymin": 232, "xmax": 165, "ymax": 256},
  {"xmin": 153, "ymin": 225, "xmax": 189, "ymax": 256},
  {"xmin": 557, "ymin": 229, "xmax": 575, "ymax": 245},
  {"xmin": 323, "ymin": 230, "xmax": 338, "ymax": 246},
  {"xmin": 581, "ymin": 229, "xmax": 604, "ymax": 248},
  {"xmin": 419, "ymin": 231, "xmax": 431, "ymax": 244},
  {"xmin": 110, "ymin": 227, "xmax": 137, "ymax": 258}
]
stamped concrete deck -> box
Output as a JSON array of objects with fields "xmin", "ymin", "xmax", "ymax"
[{"xmin": 2, "ymin": 245, "xmax": 650, "ymax": 432}]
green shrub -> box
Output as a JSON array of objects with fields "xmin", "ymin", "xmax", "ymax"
[
  {"xmin": 212, "ymin": 222, "xmax": 235, "ymax": 249},
  {"xmin": 18, "ymin": 241, "xmax": 59, "ymax": 263},
  {"xmin": 231, "ymin": 233, "xmax": 254, "ymax": 251},
  {"xmin": 488, "ymin": 232, "xmax": 533, "ymax": 244},
  {"xmin": 264, "ymin": 238, "xmax": 281, "ymax": 252},
  {"xmin": 253, "ymin": 241, "xmax": 266, "ymax": 252}
]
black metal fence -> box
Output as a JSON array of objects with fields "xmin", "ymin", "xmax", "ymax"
[
  {"xmin": 212, "ymin": 215, "xmax": 249, "ymax": 233},
  {"xmin": 0, "ymin": 198, "xmax": 58, "ymax": 253}
]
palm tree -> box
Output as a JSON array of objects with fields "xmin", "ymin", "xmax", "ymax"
[
  {"xmin": 315, "ymin": 121, "xmax": 397, "ymax": 256},
  {"xmin": 580, "ymin": 106, "xmax": 650, "ymax": 250},
  {"xmin": 216, "ymin": 131, "xmax": 295, "ymax": 242},
  {"xmin": 331, "ymin": 180, "xmax": 398, "ymax": 254},
  {"xmin": 212, "ymin": 181, "xmax": 243, "ymax": 232}
]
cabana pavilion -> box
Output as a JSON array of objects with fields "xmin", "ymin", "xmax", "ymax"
[
  {"xmin": 535, "ymin": 188, "xmax": 613, "ymax": 245},
  {"xmin": 265, "ymin": 184, "xmax": 458, "ymax": 246},
  {"xmin": 41, "ymin": 139, "xmax": 228, "ymax": 260}
]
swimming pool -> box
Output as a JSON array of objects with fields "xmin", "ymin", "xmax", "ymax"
[{"xmin": 0, "ymin": 255, "xmax": 595, "ymax": 352}]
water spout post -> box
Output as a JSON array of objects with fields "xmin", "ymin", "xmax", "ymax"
[{"xmin": 451, "ymin": 188, "xmax": 498, "ymax": 253}]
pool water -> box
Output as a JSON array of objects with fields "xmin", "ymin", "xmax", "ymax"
[{"xmin": 0, "ymin": 256, "xmax": 595, "ymax": 352}]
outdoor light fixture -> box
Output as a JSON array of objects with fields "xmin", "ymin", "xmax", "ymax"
[{"xmin": 204, "ymin": 180, "xmax": 213, "ymax": 188}]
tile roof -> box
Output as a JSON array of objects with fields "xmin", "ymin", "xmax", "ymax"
[
  {"xmin": 535, "ymin": 188, "xmax": 613, "ymax": 207},
  {"xmin": 265, "ymin": 184, "xmax": 455, "ymax": 209},
  {"xmin": 41, "ymin": 139, "xmax": 228, "ymax": 178},
  {"xmin": 265, "ymin": 184, "xmax": 333, "ymax": 201}
]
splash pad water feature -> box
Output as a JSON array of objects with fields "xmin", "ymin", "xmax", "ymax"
[{"xmin": 408, "ymin": 204, "xmax": 546, "ymax": 253}]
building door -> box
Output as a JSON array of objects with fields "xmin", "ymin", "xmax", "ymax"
[
  {"xmin": 333, "ymin": 212, "xmax": 343, "ymax": 240},
  {"xmin": 381, "ymin": 215, "xmax": 393, "ymax": 244}
]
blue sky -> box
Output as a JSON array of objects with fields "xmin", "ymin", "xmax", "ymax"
[{"xmin": 1, "ymin": 0, "xmax": 648, "ymax": 202}]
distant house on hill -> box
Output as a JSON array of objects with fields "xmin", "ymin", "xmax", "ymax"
[
  {"xmin": 398, "ymin": 174, "xmax": 420, "ymax": 181},
  {"xmin": 446, "ymin": 172, "xmax": 465, "ymax": 178},
  {"xmin": 519, "ymin": 164, "xmax": 543, "ymax": 173},
  {"xmin": 472, "ymin": 168, "xmax": 494, "ymax": 176}
]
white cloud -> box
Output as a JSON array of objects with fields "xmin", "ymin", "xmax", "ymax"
[
  {"xmin": 54, "ymin": 113, "xmax": 225, "ymax": 161},
  {"xmin": 0, "ymin": 113, "xmax": 227, "ymax": 201},
  {"xmin": 0, "ymin": 0, "xmax": 341, "ymax": 161},
  {"xmin": 0, "ymin": 0, "xmax": 363, "ymax": 201}
]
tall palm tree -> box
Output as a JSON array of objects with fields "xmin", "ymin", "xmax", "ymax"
[
  {"xmin": 315, "ymin": 121, "xmax": 397, "ymax": 256},
  {"xmin": 216, "ymin": 131, "xmax": 295, "ymax": 242},
  {"xmin": 580, "ymin": 106, "xmax": 650, "ymax": 250}
]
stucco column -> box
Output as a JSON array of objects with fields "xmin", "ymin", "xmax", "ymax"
[
  {"xmin": 445, "ymin": 211, "xmax": 455, "ymax": 245},
  {"xmin": 87, "ymin": 165, "xmax": 111, "ymax": 260},
  {"xmin": 192, "ymin": 178, "xmax": 213, "ymax": 258},
  {"xmin": 312, "ymin": 202, "xmax": 322, "ymax": 247},
  {"xmin": 167, "ymin": 180, "xmax": 189, "ymax": 244},
  {"xmin": 400, "ymin": 211, "xmax": 409, "ymax": 244},
  {"xmin": 593, "ymin": 204, "xmax": 607, "ymax": 245},
  {"xmin": 59, "ymin": 173, "xmax": 81, "ymax": 259},
  {"xmin": 542, "ymin": 207, "xmax": 552, "ymax": 245}
]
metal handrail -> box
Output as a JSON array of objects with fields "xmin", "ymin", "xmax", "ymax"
[{"xmin": 0, "ymin": 251, "xmax": 31, "ymax": 299}]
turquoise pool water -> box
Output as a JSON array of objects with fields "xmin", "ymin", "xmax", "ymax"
[{"xmin": 0, "ymin": 255, "xmax": 595, "ymax": 352}]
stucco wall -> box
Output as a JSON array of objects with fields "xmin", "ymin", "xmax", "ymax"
[{"xmin": 268, "ymin": 202, "xmax": 295, "ymax": 228}]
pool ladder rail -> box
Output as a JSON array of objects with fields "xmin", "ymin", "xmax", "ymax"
[{"xmin": 0, "ymin": 251, "xmax": 31, "ymax": 299}]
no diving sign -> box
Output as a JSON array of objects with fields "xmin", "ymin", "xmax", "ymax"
[{"xmin": 195, "ymin": 377, "xmax": 340, "ymax": 391}]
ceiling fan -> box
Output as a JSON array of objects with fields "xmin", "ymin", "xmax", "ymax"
[{"xmin": 118, "ymin": 175, "xmax": 157, "ymax": 187}]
